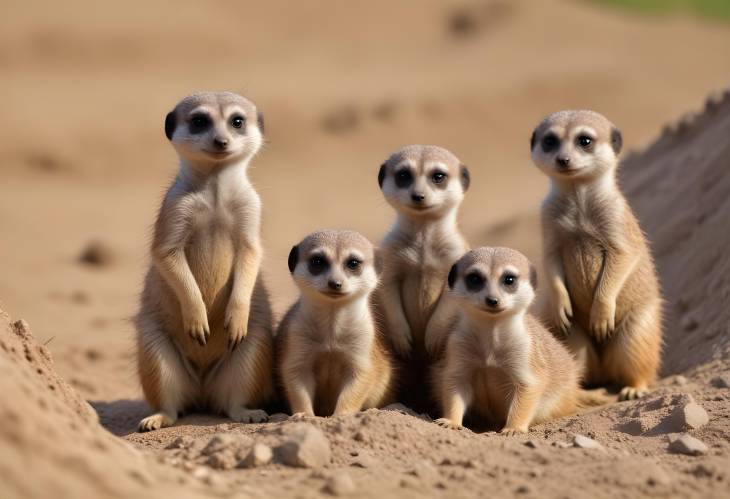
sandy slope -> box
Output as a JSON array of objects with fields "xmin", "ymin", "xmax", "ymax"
[{"xmin": 1, "ymin": 0, "xmax": 730, "ymax": 497}]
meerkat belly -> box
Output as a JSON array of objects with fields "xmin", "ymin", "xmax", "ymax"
[
  {"xmin": 186, "ymin": 221, "xmax": 235, "ymax": 317},
  {"xmin": 561, "ymin": 235, "xmax": 603, "ymax": 324},
  {"xmin": 312, "ymin": 351, "xmax": 350, "ymax": 416},
  {"xmin": 401, "ymin": 270, "xmax": 443, "ymax": 339},
  {"xmin": 470, "ymin": 366, "xmax": 513, "ymax": 427}
]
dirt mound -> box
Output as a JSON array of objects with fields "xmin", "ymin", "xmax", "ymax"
[{"xmin": 621, "ymin": 89, "xmax": 730, "ymax": 375}]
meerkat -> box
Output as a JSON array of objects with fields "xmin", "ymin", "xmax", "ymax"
[
  {"xmin": 376, "ymin": 145, "xmax": 470, "ymax": 411},
  {"xmin": 434, "ymin": 247, "xmax": 589, "ymax": 433},
  {"xmin": 530, "ymin": 110, "xmax": 663, "ymax": 401},
  {"xmin": 135, "ymin": 91, "xmax": 273, "ymax": 432},
  {"xmin": 276, "ymin": 230, "xmax": 393, "ymax": 417}
]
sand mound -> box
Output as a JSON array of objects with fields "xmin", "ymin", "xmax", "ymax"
[{"xmin": 621, "ymin": 89, "xmax": 730, "ymax": 375}]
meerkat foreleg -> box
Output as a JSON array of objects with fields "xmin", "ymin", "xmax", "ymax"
[
  {"xmin": 590, "ymin": 247, "xmax": 639, "ymax": 341},
  {"xmin": 380, "ymin": 276, "xmax": 413, "ymax": 356},
  {"xmin": 153, "ymin": 248, "xmax": 210, "ymax": 346},
  {"xmin": 542, "ymin": 224, "xmax": 573, "ymax": 334},
  {"xmin": 333, "ymin": 367, "xmax": 372, "ymax": 416},
  {"xmin": 435, "ymin": 376, "xmax": 472, "ymax": 430},
  {"xmin": 501, "ymin": 383, "xmax": 540, "ymax": 435},
  {"xmin": 424, "ymin": 296, "xmax": 456, "ymax": 357},
  {"xmin": 226, "ymin": 240, "xmax": 262, "ymax": 349}
]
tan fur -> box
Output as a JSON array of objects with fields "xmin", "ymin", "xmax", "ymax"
[
  {"xmin": 531, "ymin": 110, "xmax": 663, "ymax": 401},
  {"xmin": 277, "ymin": 230, "xmax": 393, "ymax": 416},
  {"xmin": 433, "ymin": 247, "xmax": 584, "ymax": 433},
  {"xmin": 136, "ymin": 92, "xmax": 273, "ymax": 431}
]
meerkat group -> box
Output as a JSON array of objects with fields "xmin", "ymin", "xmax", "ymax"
[{"xmin": 135, "ymin": 91, "xmax": 662, "ymax": 435}]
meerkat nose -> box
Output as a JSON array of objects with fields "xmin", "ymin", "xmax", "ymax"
[
  {"xmin": 556, "ymin": 157, "xmax": 570, "ymax": 168},
  {"xmin": 328, "ymin": 280, "xmax": 342, "ymax": 290},
  {"xmin": 213, "ymin": 137, "xmax": 229, "ymax": 149},
  {"xmin": 486, "ymin": 296, "xmax": 500, "ymax": 308},
  {"xmin": 411, "ymin": 193, "xmax": 425, "ymax": 203}
]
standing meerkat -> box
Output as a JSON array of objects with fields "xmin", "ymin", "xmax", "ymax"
[
  {"xmin": 135, "ymin": 91, "xmax": 273, "ymax": 431},
  {"xmin": 434, "ymin": 247, "xmax": 588, "ymax": 433},
  {"xmin": 276, "ymin": 230, "xmax": 393, "ymax": 417},
  {"xmin": 531, "ymin": 110, "xmax": 663, "ymax": 401}
]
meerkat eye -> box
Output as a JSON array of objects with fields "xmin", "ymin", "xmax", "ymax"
[
  {"xmin": 346, "ymin": 258, "xmax": 361, "ymax": 271},
  {"xmin": 465, "ymin": 272, "xmax": 485, "ymax": 291},
  {"xmin": 395, "ymin": 169, "xmax": 413, "ymax": 188},
  {"xmin": 431, "ymin": 171, "xmax": 447, "ymax": 184},
  {"xmin": 190, "ymin": 114, "xmax": 210, "ymax": 131},
  {"xmin": 577, "ymin": 135, "xmax": 592, "ymax": 148},
  {"xmin": 231, "ymin": 115, "xmax": 245, "ymax": 129},
  {"xmin": 502, "ymin": 274, "xmax": 517, "ymax": 286},
  {"xmin": 542, "ymin": 134, "xmax": 559, "ymax": 152},
  {"xmin": 308, "ymin": 255, "xmax": 328, "ymax": 275}
]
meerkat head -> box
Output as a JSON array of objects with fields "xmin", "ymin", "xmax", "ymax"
[
  {"xmin": 287, "ymin": 230, "xmax": 378, "ymax": 304},
  {"xmin": 164, "ymin": 91, "xmax": 265, "ymax": 171},
  {"xmin": 378, "ymin": 145, "xmax": 470, "ymax": 219},
  {"xmin": 530, "ymin": 110, "xmax": 622, "ymax": 182},
  {"xmin": 447, "ymin": 247, "xmax": 537, "ymax": 319}
]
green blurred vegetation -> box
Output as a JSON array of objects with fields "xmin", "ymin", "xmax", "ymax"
[{"xmin": 591, "ymin": 0, "xmax": 730, "ymax": 20}]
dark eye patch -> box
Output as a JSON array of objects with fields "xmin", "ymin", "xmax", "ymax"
[
  {"xmin": 542, "ymin": 133, "xmax": 559, "ymax": 153},
  {"xmin": 308, "ymin": 254, "xmax": 329, "ymax": 275},
  {"xmin": 576, "ymin": 135, "xmax": 594, "ymax": 151},
  {"xmin": 345, "ymin": 256, "xmax": 362, "ymax": 274},
  {"xmin": 190, "ymin": 113, "xmax": 211, "ymax": 134},
  {"xmin": 394, "ymin": 168, "xmax": 414, "ymax": 189},
  {"xmin": 465, "ymin": 271, "xmax": 486, "ymax": 292},
  {"xmin": 502, "ymin": 273, "xmax": 518, "ymax": 292}
]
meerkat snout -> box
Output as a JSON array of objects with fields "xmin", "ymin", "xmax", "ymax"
[
  {"xmin": 288, "ymin": 230, "xmax": 378, "ymax": 301},
  {"xmin": 164, "ymin": 91, "xmax": 264, "ymax": 170},
  {"xmin": 378, "ymin": 145, "xmax": 470, "ymax": 217},
  {"xmin": 530, "ymin": 110, "xmax": 622, "ymax": 180},
  {"xmin": 447, "ymin": 247, "xmax": 537, "ymax": 317}
]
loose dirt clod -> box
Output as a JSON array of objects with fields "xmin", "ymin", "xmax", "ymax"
[
  {"xmin": 668, "ymin": 434, "xmax": 709, "ymax": 456},
  {"xmin": 277, "ymin": 424, "xmax": 331, "ymax": 468}
]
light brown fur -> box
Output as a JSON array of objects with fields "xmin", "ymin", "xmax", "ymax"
[
  {"xmin": 277, "ymin": 230, "xmax": 393, "ymax": 416},
  {"xmin": 136, "ymin": 92, "xmax": 273, "ymax": 431},
  {"xmin": 433, "ymin": 247, "xmax": 585, "ymax": 433},
  {"xmin": 531, "ymin": 110, "xmax": 663, "ymax": 400}
]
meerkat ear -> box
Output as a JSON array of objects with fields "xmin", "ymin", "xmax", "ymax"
[
  {"xmin": 164, "ymin": 111, "xmax": 176, "ymax": 141},
  {"xmin": 257, "ymin": 111, "xmax": 265, "ymax": 135},
  {"xmin": 529, "ymin": 264, "xmax": 538, "ymax": 290},
  {"xmin": 373, "ymin": 248, "xmax": 383, "ymax": 275},
  {"xmin": 611, "ymin": 127, "xmax": 623, "ymax": 155},
  {"xmin": 378, "ymin": 163, "xmax": 387, "ymax": 188},
  {"xmin": 447, "ymin": 263, "xmax": 458, "ymax": 289},
  {"xmin": 287, "ymin": 245, "xmax": 299, "ymax": 273},
  {"xmin": 459, "ymin": 164, "xmax": 470, "ymax": 192},
  {"xmin": 530, "ymin": 130, "xmax": 537, "ymax": 151}
]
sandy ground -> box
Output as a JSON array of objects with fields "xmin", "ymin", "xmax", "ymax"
[{"xmin": 1, "ymin": 0, "xmax": 730, "ymax": 497}]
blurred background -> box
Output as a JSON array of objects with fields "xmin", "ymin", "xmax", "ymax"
[{"xmin": 0, "ymin": 0, "xmax": 728, "ymax": 396}]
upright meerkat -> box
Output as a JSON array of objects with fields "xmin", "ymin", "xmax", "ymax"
[
  {"xmin": 531, "ymin": 110, "xmax": 662, "ymax": 400},
  {"xmin": 276, "ymin": 230, "xmax": 393, "ymax": 417},
  {"xmin": 376, "ymin": 145, "xmax": 470, "ymax": 411},
  {"xmin": 434, "ymin": 247, "xmax": 586, "ymax": 433},
  {"xmin": 135, "ymin": 91, "xmax": 273, "ymax": 431}
]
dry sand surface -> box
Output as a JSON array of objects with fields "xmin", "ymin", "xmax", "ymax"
[{"xmin": 1, "ymin": 0, "xmax": 730, "ymax": 497}]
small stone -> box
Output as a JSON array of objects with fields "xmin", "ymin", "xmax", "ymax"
[
  {"xmin": 166, "ymin": 436, "xmax": 193, "ymax": 450},
  {"xmin": 673, "ymin": 375, "xmax": 688, "ymax": 386},
  {"xmin": 670, "ymin": 402, "xmax": 709, "ymax": 431},
  {"xmin": 351, "ymin": 453, "xmax": 377, "ymax": 469},
  {"xmin": 524, "ymin": 440, "xmax": 539, "ymax": 449},
  {"xmin": 277, "ymin": 424, "xmax": 331, "ymax": 468},
  {"xmin": 268, "ymin": 413, "xmax": 289, "ymax": 423},
  {"xmin": 573, "ymin": 434, "xmax": 605, "ymax": 451},
  {"xmin": 553, "ymin": 441, "xmax": 572, "ymax": 449},
  {"xmin": 668, "ymin": 434, "xmax": 708, "ymax": 456},
  {"xmin": 208, "ymin": 449, "xmax": 237, "ymax": 470},
  {"xmin": 516, "ymin": 484, "xmax": 530, "ymax": 494},
  {"xmin": 353, "ymin": 431, "xmax": 365, "ymax": 442},
  {"xmin": 617, "ymin": 418, "xmax": 650, "ymax": 436},
  {"xmin": 323, "ymin": 473, "xmax": 356, "ymax": 496},
  {"xmin": 191, "ymin": 466, "xmax": 210, "ymax": 480},
  {"xmin": 203, "ymin": 433, "xmax": 241, "ymax": 455},
  {"xmin": 711, "ymin": 375, "xmax": 730, "ymax": 389},
  {"xmin": 240, "ymin": 443, "xmax": 273, "ymax": 468},
  {"xmin": 79, "ymin": 239, "xmax": 115, "ymax": 266}
]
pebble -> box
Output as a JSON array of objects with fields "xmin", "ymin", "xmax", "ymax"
[
  {"xmin": 277, "ymin": 424, "xmax": 331, "ymax": 468},
  {"xmin": 668, "ymin": 434, "xmax": 708, "ymax": 456},
  {"xmin": 240, "ymin": 443, "xmax": 273, "ymax": 468},
  {"xmin": 573, "ymin": 434, "xmax": 605, "ymax": 451},
  {"xmin": 711, "ymin": 374, "xmax": 730, "ymax": 389},
  {"xmin": 323, "ymin": 473, "xmax": 356, "ymax": 496},
  {"xmin": 670, "ymin": 402, "xmax": 709, "ymax": 431}
]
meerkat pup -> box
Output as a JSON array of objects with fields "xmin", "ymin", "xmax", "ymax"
[
  {"xmin": 531, "ymin": 110, "xmax": 663, "ymax": 401},
  {"xmin": 434, "ymin": 247, "xmax": 584, "ymax": 433},
  {"xmin": 277, "ymin": 230, "xmax": 393, "ymax": 417},
  {"xmin": 135, "ymin": 91, "xmax": 273, "ymax": 431}
]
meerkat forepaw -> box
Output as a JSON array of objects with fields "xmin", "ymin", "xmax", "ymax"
[
  {"xmin": 435, "ymin": 418, "xmax": 463, "ymax": 431},
  {"xmin": 138, "ymin": 412, "xmax": 176, "ymax": 432},
  {"xmin": 619, "ymin": 386, "xmax": 648, "ymax": 401},
  {"xmin": 225, "ymin": 301, "xmax": 250, "ymax": 350},
  {"xmin": 228, "ymin": 407, "xmax": 268, "ymax": 424},
  {"xmin": 500, "ymin": 427, "xmax": 527, "ymax": 437},
  {"xmin": 390, "ymin": 327, "xmax": 413, "ymax": 357},
  {"xmin": 184, "ymin": 306, "xmax": 210, "ymax": 346},
  {"xmin": 590, "ymin": 300, "xmax": 616, "ymax": 341},
  {"xmin": 289, "ymin": 411, "xmax": 314, "ymax": 420}
]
